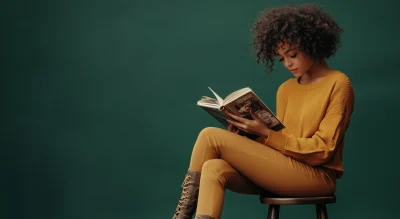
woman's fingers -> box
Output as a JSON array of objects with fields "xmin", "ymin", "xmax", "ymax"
[
  {"xmin": 228, "ymin": 123, "xmax": 242, "ymax": 134},
  {"xmin": 228, "ymin": 124, "xmax": 237, "ymax": 132},
  {"xmin": 227, "ymin": 118, "xmax": 248, "ymax": 131},
  {"xmin": 228, "ymin": 124, "xmax": 234, "ymax": 132},
  {"xmin": 225, "ymin": 111, "xmax": 248, "ymax": 124}
]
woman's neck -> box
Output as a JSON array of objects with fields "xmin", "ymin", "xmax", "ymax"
[{"xmin": 299, "ymin": 59, "xmax": 332, "ymax": 85}]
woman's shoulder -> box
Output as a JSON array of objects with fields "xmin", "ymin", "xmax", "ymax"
[
  {"xmin": 277, "ymin": 70, "xmax": 353, "ymax": 93},
  {"xmin": 277, "ymin": 77, "xmax": 297, "ymax": 91},
  {"xmin": 276, "ymin": 79, "xmax": 293, "ymax": 97},
  {"xmin": 331, "ymin": 70, "xmax": 351, "ymax": 81},
  {"xmin": 328, "ymin": 70, "xmax": 353, "ymax": 88}
]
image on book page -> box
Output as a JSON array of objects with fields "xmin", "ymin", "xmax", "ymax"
[{"xmin": 232, "ymin": 97, "xmax": 281, "ymax": 128}]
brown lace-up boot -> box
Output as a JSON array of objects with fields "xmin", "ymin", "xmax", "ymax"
[
  {"xmin": 172, "ymin": 169, "xmax": 201, "ymax": 219},
  {"xmin": 194, "ymin": 215, "xmax": 215, "ymax": 219}
]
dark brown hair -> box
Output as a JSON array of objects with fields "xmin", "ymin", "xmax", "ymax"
[{"xmin": 250, "ymin": 4, "xmax": 343, "ymax": 73}]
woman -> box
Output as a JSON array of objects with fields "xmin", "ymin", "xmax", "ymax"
[{"xmin": 172, "ymin": 3, "xmax": 354, "ymax": 219}]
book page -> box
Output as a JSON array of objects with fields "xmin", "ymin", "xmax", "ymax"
[
  {"xmin": 223, "ymin": 87, "xmax": 251, "ymax": 105},
  {"xmin": 208, "ymin": 87, "xmax": 224, "ymax": 106},
  {"xmin": 197, "ymin": 96, "xmax": 220, "ymax": 108}
]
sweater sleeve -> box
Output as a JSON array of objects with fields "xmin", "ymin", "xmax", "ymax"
[
  {"xmin": 263, "ymin": 78, "xmax": 354, "ymax": 166},
  {"xmin": 275, "ymin": 83, "xmax": 287, "ymax": 129}
]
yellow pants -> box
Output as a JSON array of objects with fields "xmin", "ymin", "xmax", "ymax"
[{"xmin": 189, "ymin": 127, "xmax": 336, "ymax": 219}]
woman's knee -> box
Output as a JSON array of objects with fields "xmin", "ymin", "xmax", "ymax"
[
  {"xmin": 195, "ymin": 126, "xmax": 231, "ymax": 147},
  {"xmin": 193, "ymin": 127, "xmax": 225, "ymax": 151},
  {"xmin": 198, "ymin": 127, "xmax": 224, "ymax": 139},
  {"xmin": 201, "ymin": 159, "xmax": 234, "ymax": 186}
]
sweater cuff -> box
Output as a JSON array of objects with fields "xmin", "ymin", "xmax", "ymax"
[
  {"xmin": 264, "ymin": 130, "xmax": 287, "ymax": 151},
  {"xmin": 255, "ymin": 135, "xmax": 270, "ymax": 144}
]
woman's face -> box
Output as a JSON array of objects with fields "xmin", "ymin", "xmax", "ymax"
[{"xmin": 275, "ymin": 41, "xmax": 315, "ymax": 78}]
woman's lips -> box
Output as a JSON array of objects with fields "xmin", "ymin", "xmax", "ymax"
[{"xmin": 290, "ymin": 69, "xmax": 298, "ymax": 73}]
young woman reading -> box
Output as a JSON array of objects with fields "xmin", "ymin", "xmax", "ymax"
[{"xmin": 172, "ymin": 4, "xmax": 354, "ymax": 219}]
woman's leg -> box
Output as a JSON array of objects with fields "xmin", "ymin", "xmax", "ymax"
[
  {"xmin": 172, "ymin": 159, "xmax": 262, "ymax": 219},
  {"xmin": 173, "ymin": 127, "xmax": 336, "ymax": 219},
  {"xmin": 195, "ymin": 159, "xmax": 264, "ymax": 219},
  {"xmin": 192, "ymin": 127, "xmax": 336, "ymax": 218}
]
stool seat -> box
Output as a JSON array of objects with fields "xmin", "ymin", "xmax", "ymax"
[
  {"xmin": 259, "ymin": 194, "xmax": 336, "ymax": 219},
  {"xmin": 260, "ymin": 195, "xmax": 336, "ymax": 205}
]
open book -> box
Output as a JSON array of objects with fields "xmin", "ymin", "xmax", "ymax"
[{"xmin": 196, "ymin": 87, "xmax": 285, "ymax": 139}]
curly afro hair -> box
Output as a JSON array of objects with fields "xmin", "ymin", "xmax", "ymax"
[{"xmin": 250, "ymin": 4, "xmax": 343, "ymax": 73}]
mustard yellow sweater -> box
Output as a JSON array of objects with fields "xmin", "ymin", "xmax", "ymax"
[{"xmin": 259, "ymin": 70, "xmax": 354, "ymax": 178}]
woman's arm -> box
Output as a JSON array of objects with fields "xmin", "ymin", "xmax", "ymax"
[
  {"xmin": 262, "ymin": 79, "xmax": 354, "ymax": 166},
  {"xmin": 263, "ymin": 113, "xmax": 349, "ymax": 166}
]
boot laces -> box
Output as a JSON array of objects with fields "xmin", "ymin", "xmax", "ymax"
[{"xmin": 173, "ymin": 174, "xmax": 192, "ymax": 218}]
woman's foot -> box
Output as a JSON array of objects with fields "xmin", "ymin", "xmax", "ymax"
[{"xmin": 172, "ymin": 169, "xmax": 201, "ymax": 219}]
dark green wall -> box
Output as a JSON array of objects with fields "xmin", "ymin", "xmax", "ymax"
[{"xmin": 3, "ymin": 0, "xmax": 399, "ymax": 218}]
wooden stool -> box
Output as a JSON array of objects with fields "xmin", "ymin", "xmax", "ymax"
[{"xmin": 259, "ymin": 194, "xmax": 336, "ymax": 219}]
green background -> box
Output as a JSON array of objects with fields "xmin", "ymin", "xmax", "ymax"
[{"xmin": 3, "ymin": 0, "xmax": 399, "ymax": 218}]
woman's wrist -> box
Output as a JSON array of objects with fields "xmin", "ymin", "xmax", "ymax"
[{"xmin": 262, "ymin": 128, "xmax": 271, "ymax": 138}]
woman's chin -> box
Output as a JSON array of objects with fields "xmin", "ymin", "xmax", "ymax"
[{"xmin": 292, "ymin": 72, "xmax": 300, "ymax": 77}]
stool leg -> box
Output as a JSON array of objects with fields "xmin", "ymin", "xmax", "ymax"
[
  {"xmin": 267, "ymin": 205, "xmax": 280, "ymax": 219},
  {"xmin": 316, "ymin": 204, "xmax": 328, "ymax": 219}
]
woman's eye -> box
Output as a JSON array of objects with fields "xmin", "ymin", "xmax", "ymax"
[{"xmin": 290, "ymin": 53, "xmax": 297, "ymax": 58}]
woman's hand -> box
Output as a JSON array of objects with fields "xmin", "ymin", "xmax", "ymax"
[
  {"xmin": 227, "ymin": 123, "xmax": 241, "ymax": 134},
  {"xmin": 225, "ymin": 110, "xmax": 270, "ymax": 138}
]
